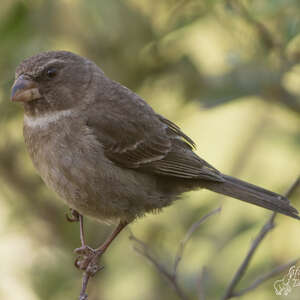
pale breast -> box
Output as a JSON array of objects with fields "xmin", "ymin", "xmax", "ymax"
[
  {"xmin": 23, "ymin": 111, "xmax": 106, "ymax": 213},
  {"xmin": 23, "ymin": 110, "xmax": 165, "ymax": 222}
]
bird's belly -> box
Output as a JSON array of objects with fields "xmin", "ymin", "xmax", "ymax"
[{"xmin": 24, "ymin": 124, "xmax": 163, "ymax": 222}]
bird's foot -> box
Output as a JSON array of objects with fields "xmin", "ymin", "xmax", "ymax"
[
  {"xmin": 66, "ymin": 208, "xmax": 80, "ymax": 222},
  {"xmin": 74, "ymin": 246, "xmax": 104, "ymax": 276}
]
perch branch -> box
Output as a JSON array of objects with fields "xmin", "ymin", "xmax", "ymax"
[
  {"xmin": 129, "ymin": 232, "xmax": 189, "ymax": 300},
  {"xmin": 233, "ymin": 257, "xmax": 300, "ymax": 297},
  {"xmin": 222, "ymin": 176, "xmax": 300, "ymax": 299},
  {"xmin": 130, "ymin": 207, "xmax": 221, "ymax": 300},
  {"xmin": 173, "ymin": 207, "xmax": 222, "ymax": 275}
]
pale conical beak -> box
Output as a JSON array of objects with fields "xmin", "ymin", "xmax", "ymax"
[{"xmin": 11, "ymin": 75, "xmax": 41, "ymax": 102}]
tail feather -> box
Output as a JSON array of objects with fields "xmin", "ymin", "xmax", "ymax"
[{"xmin": 202, "ymin": 174, "xmax": 299, "ymax": 220}]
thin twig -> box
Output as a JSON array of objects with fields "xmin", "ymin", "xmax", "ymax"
[
  {"xmin": 79, "ymin": 214, "xmax": 85, "ymax": 246},
  {"xmin": 285, "ymin": 176, "xmax": 300, "ymax": 199},
  {"xmin": 173, "ymin": 207, "xmax": 222, "ymax": 275},
  {"xmin": 232, "ymin": 258, "xmax": 300, "ymax": 297},
  {"xmin": 129, "ymin": 233, "xmax": 189, "ymax": 300},
  {"xmin": 129, "ymin": 207, "xmax": 221, "ymax": 300},
  {"xmin": 221, "ymin": 176, "xmax": 300, "ymax": 299},
  {"xmin": 221, "ymin": 213, "xmax": 275, "ymax": 300}
]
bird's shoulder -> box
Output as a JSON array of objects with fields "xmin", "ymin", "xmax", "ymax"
[
  {"xmin": 84, "ymin": 80, "xmax": 223, "ymax": 181},
  {"xmin": 85, "ymin": 79, "xmax": 196, "ymax": 167}
]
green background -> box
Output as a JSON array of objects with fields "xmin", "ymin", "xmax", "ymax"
[{"xmin": 0, "ymin": 0, "xmax": 300, "ymax": 299}]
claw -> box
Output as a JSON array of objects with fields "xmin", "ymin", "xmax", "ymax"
[
  {"xmin": 86, "ymin": 261, "xmax": 104, "ymax": 277},
  {"xmin": 66, "ymin": 209, "xmax": 80, "ymax": 222},
  {"xmin": 74, "ymin": 257, "xmax": 82, "ymax": 269},
  {"xmin": 75, "ymin": 257, "xmax": 91, "ymax": 270},
  {"xmin": 74, "ymin": 245, "xmax": 105, "ymax": 274},
  {"xmin": 75, "ymin": 253, "xmax": 92, "ymax": 271},
  {"xmin": 74, "ymin": 245, "xmax": 95, "ymax": 255}
]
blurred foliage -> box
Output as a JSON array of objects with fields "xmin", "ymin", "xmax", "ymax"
[{"xmin": 0, "ymin": 0, "xmax": 299, "ymax": 300}]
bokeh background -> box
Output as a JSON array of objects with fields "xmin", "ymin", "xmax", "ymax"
[{"xmin": 0, "ymin": 0, "xmax": 300, "ymax": 299}]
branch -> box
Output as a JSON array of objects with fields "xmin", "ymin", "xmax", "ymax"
[
  {"xmin": 129, "ymin": 207, "xmax": 221, "ymax": 300},
  {"xmin": 129, "ymin": 232, "xmax": 189, "ymax": 300},
  {"xmin": 221, "ymin": 213, "xmax": 276, "ymax": 300},
  {"xmin": 233, "ymin": 257, "xmax": 300, "ymax": 297},
  {"xmin": 221, "ymin": 176, "xmax": 300, "ymax": 299},
  {"xmin": 285, "ymin": 176, "xmax": 300, "ymax": 199},
  {"xmin": 173, "ymin": 207, "xmax": 222, "ymax": 276}
]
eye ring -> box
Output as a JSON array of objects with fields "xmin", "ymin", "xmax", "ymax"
[{"xmin": 46, "ymin": 68, "xmax": 57, "ymax": 79}]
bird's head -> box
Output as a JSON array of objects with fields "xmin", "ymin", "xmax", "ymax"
[{"xmin": 11, "ymin": 51, "xmax": 97, "ymax": 116}]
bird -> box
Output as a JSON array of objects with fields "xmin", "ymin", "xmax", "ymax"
[{"xmin": 11, "ymin": 50, "xmax": 299, "ymax": 274}]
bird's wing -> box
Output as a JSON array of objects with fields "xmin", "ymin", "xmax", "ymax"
[{"xmin": 87, "ymin": 82, "xmax": 223, "ymax": 181}]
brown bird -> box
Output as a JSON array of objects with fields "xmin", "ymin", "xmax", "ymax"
[{"xmin": 11, "ymin": 51, "xmax": 299, "ymax": 274}]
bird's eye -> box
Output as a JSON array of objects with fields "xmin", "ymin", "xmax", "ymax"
[{"xmin": 46, "ymin": 68, "xmax": 57, "ymax": 79}]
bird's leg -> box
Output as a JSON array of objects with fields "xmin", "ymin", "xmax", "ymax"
[
  {"xmin": 94, "ymin": 220, "xmax": 128, "ymax": 254},
  {"xmin": 78, "ymin": 214, "xmax": 86, "ymax": 247},
  {"xmin": 76, "ymin": 221, "xmax": 128, "ymax": 300},
  {"xmin": 75, "ymin": 221, "xmax": 128, "ymax": 276},
  {"xmin": 66, "ymin": 209, "xmax": 94, "ymax": 270},
  {"xmin": 75, "ymin": 214, "xmax": 89, "ymax": 249},
  {"xmin": 66, "ymin": 208, "xmax": 92, "ymax": 250},
  {"xmin": 74, "ymin": 214, "xmax": 96, "ymax": 271}
]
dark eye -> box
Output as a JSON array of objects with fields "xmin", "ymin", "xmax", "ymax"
[{"xmin": 46, "ymin": 68, "xmax": 57, "ymax": 79}]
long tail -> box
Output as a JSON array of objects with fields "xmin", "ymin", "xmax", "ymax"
[{"xmin": 202, "ymin": 174, "xmax": 299, "ymax": 220}]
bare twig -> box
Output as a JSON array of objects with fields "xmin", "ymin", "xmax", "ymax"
[
  {"xmin": 233, "ymin": 258, "xmax": 300, "ymax": 297},
  {"xmin": 129, "ymin": 233, "xmax": 189, "ymax": 300},
  {"xmin": 222, "ymin": 176, "xmax": 300, "ymax": 299},
  {"xmin": 285, "ymin": 176, "xmax": 300, "ymax": 199},
  {"xmin": 173, "ymin": 207, "xmax": 222, "ymax": 275},
  {"xmin": 221, "ymin": 213, "xmax": 276, "ymax": 300},
  {"xmin": 129, "ymin": 207, "xmax": 221, "ymax": 300}
]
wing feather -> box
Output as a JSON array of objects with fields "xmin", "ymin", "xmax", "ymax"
[{"xmin": 87, "ymin": 80, "xmax": 223, "ymax": 182}]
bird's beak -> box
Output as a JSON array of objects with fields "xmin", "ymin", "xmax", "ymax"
[{"xmin": 11, "ymin": 75, "xmax": 41, "ymax": 102}]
